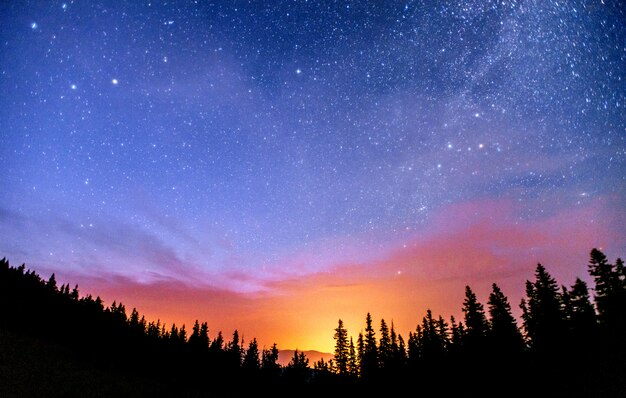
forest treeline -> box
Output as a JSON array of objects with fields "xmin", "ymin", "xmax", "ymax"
[{"xmin": 0, "ymin": 249, "xmax": 624, "ymax": 397}]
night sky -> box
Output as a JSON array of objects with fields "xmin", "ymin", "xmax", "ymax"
[{"xmin": 1, "ymin": 1, "xmax": 625, "ymax": 352}]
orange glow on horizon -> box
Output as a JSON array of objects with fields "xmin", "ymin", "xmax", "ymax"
[{"xmin": 56, "ymin": 198, "xmax": 622, "ymax": 354}]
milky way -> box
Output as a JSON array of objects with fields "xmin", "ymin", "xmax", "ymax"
[{"xmin": 1, "ymin": 1, "xmax": 624, "ymax": 297}]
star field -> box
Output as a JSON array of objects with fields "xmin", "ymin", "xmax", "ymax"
[{"xmin": 1, "ymin": 1, "xmax": 624, "ymax": 292}]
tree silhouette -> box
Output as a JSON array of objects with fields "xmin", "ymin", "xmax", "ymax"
[
  {"xmin": 347, "ymin": 336, "xmax": 358, "ymax": 377},
  {"xmin": 242, "ymin": 338, "xmax": 261, "ymax": 372},
  {"xmin": 2, "ymin": 252, "xmax": 625, "ymax": 394},
  {"xmin": 188, "ymin": 320, "xmax": 201, "ymax": 349},
  {"xmin": 588, "ymin": 248, "xmax": 625, "ymax": 335},
  {"xmin": 227, "ymin": 330, "xmax": 243, "ymax": 368},
  {"xmin": 409, "ymin": 309, "xmax": 449, "ymax": 369},
  {"xmin": 199, "ymin": 322, "xmax": 210, "ymax": 351},
  {"xmin": 487, "ymin": 283, "xmax": 524, "ymax": 354},
  {"xmin": 333, "ymin": 319, "xmax": 349, "ymax": 376},
  {"xmin": 261, "ymin": 343, "xmax": 280, "ymax": 381},
  {"xmin": 356, "ymin": 332, "xmax": 364, "ymax": 376},
  {"xmin": 361, "ymin": 313, "xmax": 378, "ymax": 379},
  {"xmin": 47, "ymin": 273, "xmax": 57, "ymax": 292},
  {"xmin": 211, "ymin": 330, "xmax": 224, "ymax": 353},
  {"xmin": 462, "ymin": 286, "xmax": 489, "ymax": 354},
  {"xmin": 378, "ymin": 318, "xmax": 392, "ymax": 369},
  {"xmin": 520, "ymin": 264, "xmax": 565, "ymax": 355},
  {"xmin": 449, "ymin": 315, "xmax": 463, "ymax": 352},
  {"xmin": 563, "ymin": 278, "xmax": 597, "ymax": 338},
  {"xmin": 284, "ymin": 350, "xmax": 310, "ymax": 384}
]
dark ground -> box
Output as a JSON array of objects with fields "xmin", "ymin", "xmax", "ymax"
[{"xmin": 0, "ymin": 328, "xmax": 173, "ymax": 398}]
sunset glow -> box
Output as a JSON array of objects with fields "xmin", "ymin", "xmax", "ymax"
[{"xmin": 1, "ymin": 2, "xmax": 624, "ymax": 355}]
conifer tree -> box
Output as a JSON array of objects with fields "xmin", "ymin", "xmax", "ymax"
[
  {"xmin": 390, "ymin": 321, "xmax": 398, "ymax": 357},
  {"xmin": 412, "ymin": 310, "xmax": 447, "ymax": 363},
  {"xmin": 388, "ymin": 322, "xmax": 406, "ymax": 371},
  {"xmin": 378, "ymin": 318, "xmax": 391, "ymax": 368},
  {"xmin": 520, "ymin": 264, "xmax": 565, "ymax": 354},
  {"xmin": 588, "ymin": 249, "xmax": 625, "ymax": 332},
  {"xmin": 462, "ymin": 286, "xmax": 489, "ymax": 352},
  {"xmin": 407, "ymin": 328, "xmax": 421, "ymax": 366},
  {"xmin": 242, "ymin": 338, "xmax": 260, "ymax": 372},
  {"xmin": 449, "ymin": 316, "xmax": 464, "ymax": 353},
  {"xmin": 169, "ymin": 324, "xmax": 180, "ymax": 344},
  {"xmin": 211, "ymin": 331, "xmax": 224, "ymax": 353},
  {"xmin": 361, "ymin": 313, "xmax": 378, "ymax": 378},
  {"xmin": 47, "ymin": 273, "xmax": 57, "ymax": 292},
  {"xmin": 357, "ymin": 332, "xmax": 364, "ymax": 375},
  {"xmin": 70, "ymin": 284, "xmax": 79, "ymax": 300},
  {"xmin": 314, "ymin": 357, "xmax": 331, "ymax": 376},
  {"xmin": 129, "ymin": 308, "xmax": 144, "ymax": 335},
  {"xmin": 227, "ymin": 330, "xmax": 242, "ymax": 367},
  {"xmin": 347, "ymin": 336, "xmax": 358, "ymax": 376},
  {"xmin": 487, "ymin": 283, "xmax": 524, "ymax": 353},
  {"xmin": 199, "ymin": 322, "xmax": 210, "ymax": 350},
  {"xmin": 285, "ymin": 350, "xmax": 310, "ymax": 383},
  {"xmin": 178, "ymin": 324, "xmax": 187, "ymax": 343},
  {"xmin": 189, "ymin": 320, "xmax": 201, "ymax": 349},
  {"xmin": 436, "ymin": 315, "xmax": 450, "ymax": 351},
  {"xmin": 261, "ymin": 343, "xmax": 280, "ymax": 378},
  {"xmin": 588, "ymin": 248, "xmax": 615, "ymax": 314},
  {"xmin": 333, "ymin": 319, "xmax": 349, "ymax": 375},
  {"xmin": 566, "ymin": 278, "xmax": 596, "ymax": 336}
]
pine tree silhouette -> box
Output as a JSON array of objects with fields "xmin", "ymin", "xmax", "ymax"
[
  {"xmin": 261, "ymin": 343, "xmax": 280, "ymax": 381},
  {"xmin": 588, "ymin": 249, "xmax": 625, "ymax": 334},
  {"xmin": 520, "ymin": 264, "xmax": 565, "ymax": 355},
  {"xmin": 462, "ymin": 286, "xmax": 489, "ymax": 354},
  {"xmin": 333, "ymin": 319, "xmax": 349, "ymax": 376},
  {"xmin": 356, "ymin": 332, "xmax": 364, "ymax": 377},
  {"xmin": 227, "ymin": 330, "xmax": 243, "ymax": 369},
  {"xmin": 242, "ymin": 338, "xmax": 261, "ymax": 372},
  {"xmin": 2, "ymin": 251, "xmax": 625, "ymax": 395},
  {"xmin": 378, "ymin": 318, "xmax": 392, "ymax": 370},
  {"xmin": 284, "ymin": 350, "xmax": 310, "ymax": 384},
  {"xmin": 361, "ymin": 313, "xmax": 378, "ymax": 380},
  {"xmin": 565, "ymin": 278, "xmax": 597, "ymax": 338},
  {"xmin": 347, "ymin": 336, "xmax": 358, "ymax": 377},
  {"xmin": 487, "ymin": 283, "xmax": 524, "ymax": 354}
]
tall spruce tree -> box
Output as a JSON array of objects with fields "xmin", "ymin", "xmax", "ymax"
[
  {"xmin": 211, "ymin": 331, "xmax": 224, "ymax": 353},
  {"xmin": 227, "ymin": 330, "xmax": 242, "ymax": 368},
  {"xmin": 389, "ymin": 321, "xmax": 405, "ymax": 369},
  {"xmin": 520, "ymin": 264, "xmax": 565, "ymax": 354},
  {"xmin": 189, "ymin": 320, "xmax": 201, "ymax": 349},
  {"xmin": 242, "ymin": 338, "xmax": 261, "ymax": 372},
  {"xmin": 333, "ymin": 319, "xmax": 349, "ymax": 376},
  {"xmin": 378, "ymin": 318, "xmax": 392, "ymax": 369},
  {"xmin": 462, "ymin": 286, "xmax": 489, "ymax": 352},
  {"xmin": 199, "ymin": 322, "xmax": 210, "ymax": 351},
  {"xmin": 347, "ymin": 336, "xmax": 358, "ymax": 376},
  {"xmin": 588, "ymin": 249, "xmax": 625, "ymax": 332},
  {"xmin": 361, "ymin": 313, "xmax": 378, "ymax": 379},
  {"xmin": 284, "ymin": 350, "xmax": 309, "ymax": 383},
  {"xmin": 261, "ymin": 343, "xmax": 280, "ymax": 379},
  {"xmin": 357, "ymin": 332, "xmax": 364, "ymax": 375},
  {"xmin": 566, "ymin": 278, "xmax": 597, "ymax": 336},
  {"xmin": 487, "ymin": 283, "xmax": 524, "ymax": 353}
]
